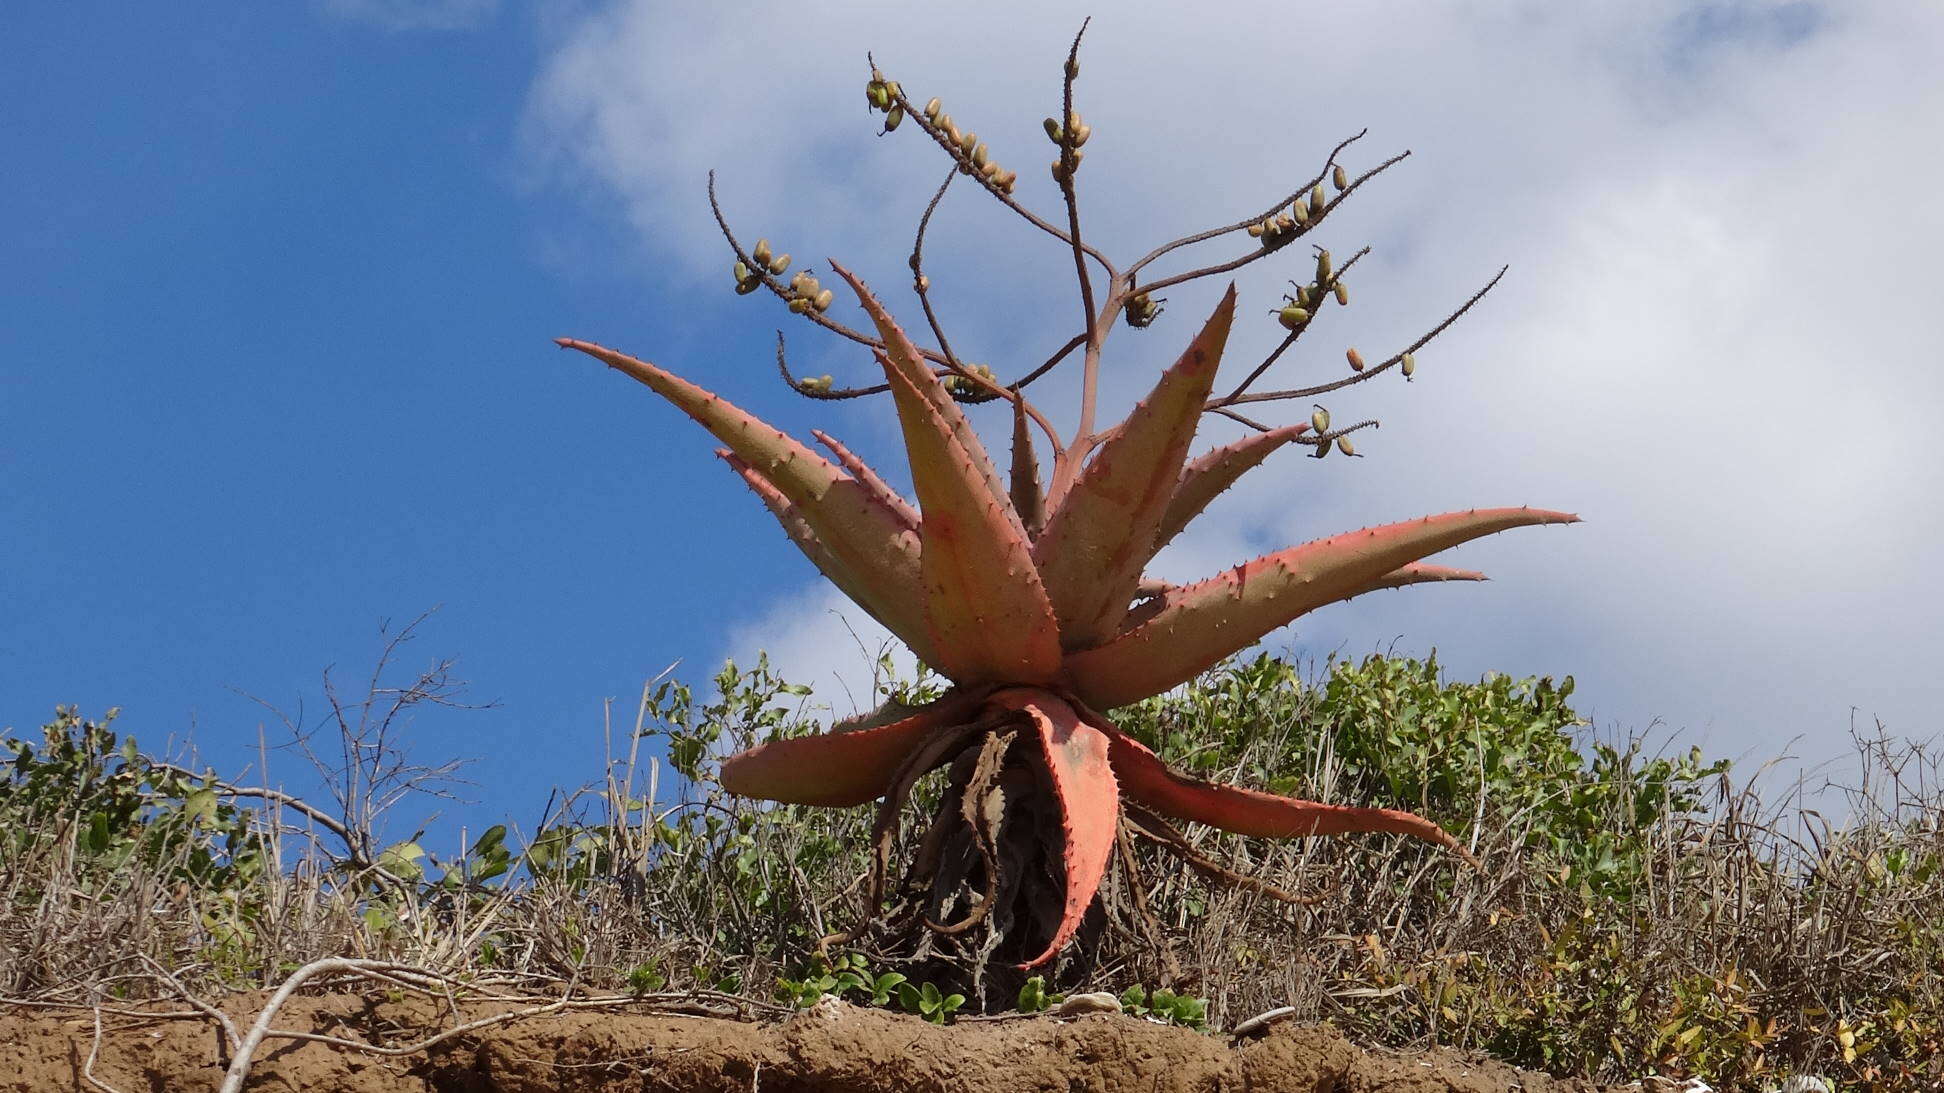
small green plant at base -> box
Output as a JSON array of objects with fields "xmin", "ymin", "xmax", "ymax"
[
  {"xmin": 898, "ymin": 980, "xmax": 967, "ymax": 1025},
  {"xmin": 1016, "ymin": 975, "xmax": 1064, "ymax": 1014},
  {"xmin": 626, "ymin": 962, "xmax": 666, "ymax": 996},
  {"xmin": 1119, "ymin": 985, "xmax": 1208, "ymax": 1029}
]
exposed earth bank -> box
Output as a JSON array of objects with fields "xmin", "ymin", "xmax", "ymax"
[{"xmin": 1, "ymin": 993, "xmax": 1632, "ymax": 1092}]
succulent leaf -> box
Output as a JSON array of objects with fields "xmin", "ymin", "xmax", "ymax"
[
  {"xmin": 1118, "ymin": 561, "xmax": 1486, "ymax": 633},
  {"xmin": 557, "ymin": 338, "xmax": 935, "ymax": 658},
  {"xmin": 990, "ymin": 689, "xmax": 1120, "ymax": 969},
  {"xmin": 1154, "ymin": 422, "xmax": 1310, "ymax": 552},
  {"xmin": 1084, "ymin": 710, "xmax": 1474, "ymax": 863},
  {"xmin": 1065, "ymin": 507, "xmax": 1578, "ymax": 708},
  {"xmin": 720, "ymin": 691, "xmax": 984, "ymax": 807},
  {"xmin": 812, "ymin": 429, "xmax": 921, "ymax": 530},
  {"xmin": 716, "ymin": 450, "xmax": 897, "ymax": 633},
  {"xmin": 1009, "ymin": 395, "xmax": 1046, "ymax": 538},
  {"xmin": 1032, "ymin": 288, "xmax": 1238, "ymax": 648}
]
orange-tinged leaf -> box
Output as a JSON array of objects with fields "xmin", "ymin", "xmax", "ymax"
[
  {"xmin": 1154, "ymin": 422, "xmax": 1309, "ymax": 552},
  {"xmin": 1010, "ymin": 396, "xmax": 1045, "ymax": 538},
  {"xmin": 990, "ymin": 688, "xmax": 1119, "ymax": 968},
  {"xmin": 1033, "ymin": 288, "xmax": 1237, "ymax": 648},
  {"xmin": 1067, "ymin": 507, "xmax": 1577, "ymax": 708},
  {"xmin": 715, "ymin": 450, "xmax": 898, "ymax": 633},
  {"xmin": 719, "ymin": 691, "xmax": 981, "ymax": 807},
  {"xmin": 812, "ymin": 429, "xmax": 920, "ymax": 531},
  {"xmin": 558, "ymin": 337, "xmax": 935, "ymax": 658},
  {"xmin": 1117, "ymin": 561, "xmax": 1485, "ymax": 633},
  {"xmin": 832, "ymin": 270, "xmax": 1062, "ymax": 686},
  {"xmin": 1089, "ymin": 712, "xmax": 1474, "ymax": 862}
]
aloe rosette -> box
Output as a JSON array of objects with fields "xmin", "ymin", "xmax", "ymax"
[{"xmin": 558, "ymin": 265, "xmax": 1575, "ymax": 968}]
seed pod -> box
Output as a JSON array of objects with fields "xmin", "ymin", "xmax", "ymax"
[
  {"xmin": 733, "ymin": 261, "xmax": 751, "ymax": 283},
  {"xmin": 1278, "ymin": 305, "xmax": 1309, "ymax": 330},
  {"xmin": 818, "ymin": 374, "xmax": 833, "ymax": 389},
  {"xmin": 789, "ymin": 272, "xmax": 808, "ymax": 293},
  {"xmin": 997, "ymin": 169, "xmax": 1017, "ymax": 192},
  {"xmin": 1337, "ymin": 436, "xmax": 1356, "ymax": 457},
  {"xmin": 788, "ymin": 297, "xmax": 810, "ymax": 314},
  {"xmin": 972, "ymin": 142, "xmax": 988, "ymax": 167},
  {"xmin": 885, "ymin": 105, "xmax": 904, "ymax": 131},
  {"xmin": 867, "ymin": 81, "xmax": 889, "ymax": 110},
  {"xmin": 768, "ymin": 253, "xmax": 790, "ymax": 275},
  {"xmin": 1332, "ymin": 164, "xmax": 1348, "ymax": 191},
  {"xmin": 752, "ymin": 239, "xmax": 771, "ymax": 265},
  {"xmin": 735, "ymin": 278, "xmax": 760, "ymax": 296},
  {"xmin": 1275, "ymin": 213, "xmax": 1294, "ymax": 232},
  {"xmin": 1072, "ymin": 123, "xmax": 1091, "ymax": 147},
  {"xmin": 1043, "ymin": 117, "xmax": 1062, "ymax": 143},
  {"xmin": 814, "ymin": 288, "xmax": 835, "ymax": 312},
  {"xmin": 1333, "ymin": 281, "xmax": 1349, "ymax": 306},
  {"xmin": 1309, "ymin": 185, "xmax": 1327, "ymax": 217},
  {"xmin": 801, "ymin": 275, "xmax": 821, "ymax": 297},
  {"xmin": 1346, "ymin": 347, "xmax": 1365, "ymax": 372},
  {"xmin": 944, "ymin": 120, "xmax": 962, "ymax": 145},
  {"xmin": 1314, "ymin": 436, "xmax": 1333, "ymax": 458},
  {"xmin": 1401, "ymin": 352, "xmax": 1417, "ymax": 378},
  {"xmin": 1296, "ymin": 285, "xmax": 1313, "ymax": 308},
  {"xmin": 924, "ymin": 97, "xmax": 942, "ymax": 121},
  {"xmin": 1067, "ymin": 110, "xmax": 1081, "ymax": 132},
  {"xmin": 1051, "ymin": 160, "xmax": 1066, "ymax": 183},
  {"xmin": 1291, "ymin": 200, "xmax": 1309, "ymax": 224},
  {"xmin": 981, "ymin": 160, "xmax": 1001, "ymax": 180},
  {"xmin": 1311, "ymin": 407, "xmax": 1331, "ymax": 433},
  {"xmin": 885, "ymin": 81, "xmax": 901, "ymax": 99},
  {"xmin": 1315, "ymin": 250, "xmax": 1332, "ymax": 283},
  {"xmin": 958, "ymin": 130, "xmax": 977, "ymax": 155},
  {"xmin": 1247, "ymin": 222, "xmax": 1266, "ymax": 238}
]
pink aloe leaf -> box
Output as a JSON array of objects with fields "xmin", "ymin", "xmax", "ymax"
[
  {"xmin": 812, "ymin": 429, "xmax": 920, "ymax": 531},
  {"xmin": 715, "ymin": 450, "xmax": 897, "ymax": 633},
  {"xmin": 1085, "ymin": 710, "xmax": 1475, "ymax": 863},
  {"xmin": 1066, "ymin": 507, "xmax": 1578, "ymax": 709},
  {"xmin": 719, "ymin": 691, "xmax": 982, "ymax": 807},
  {"xmin": 832, "ymin": 268, "xmax": 1063, "ymax": 686},
  {"xmin": 827, "ymin": 261, "xmax": 1023, "ymax": 542},
  {"xmin": 1118, "ymin": 561, "xmax": 1486, "ymax": 633},
  {"xmin": 989, "ymin": 688, "xmax": 1120, "ymax": 968},
  {"xmin": 1032, "ymin": 288, "xmax": 1238, "ymax": 648},
  {"xmin": 1153, "ymin": 422, "xmax": 1309, "ymax": 553},
  {"xmin": 558, "ymin": 338, "xmax": 934, "ymax": 658},
  {"xmin": 1010, "ymin": 395, "xmax": 1045, "ymax": 539}
]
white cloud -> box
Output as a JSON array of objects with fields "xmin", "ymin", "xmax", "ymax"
[
  {"xmin": 320, "ymin": 0, "xmax": 496, "ymax": 32},
  {"xmin": 526, "ymin": 1, "xmax": 1944, "ymax": 768}
]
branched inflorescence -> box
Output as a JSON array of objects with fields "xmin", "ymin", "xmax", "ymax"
[{"xmin": 555, "ymin": 26, "xmax": 1576, "ymax": 971}]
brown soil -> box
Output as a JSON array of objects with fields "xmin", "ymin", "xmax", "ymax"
[{"xmin": 0, "ymin": 994, "xmax": 1631, "ymax": 1092}]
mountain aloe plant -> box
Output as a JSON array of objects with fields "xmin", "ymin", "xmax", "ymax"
[{"xmin": 557, "ymin": 27, "xmax": 1574, "ymax": 969}]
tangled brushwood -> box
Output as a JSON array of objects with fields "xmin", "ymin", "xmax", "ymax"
[{"xmin": 556, "ymin": 25, "xmax": 1575, "ymax": 973}]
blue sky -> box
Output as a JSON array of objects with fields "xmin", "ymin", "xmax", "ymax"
[{"xmin": 7, "ymin": 1, "xmax": 1941, "ymax": 848}]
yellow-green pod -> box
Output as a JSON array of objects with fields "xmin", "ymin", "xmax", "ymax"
[
  {"xmin": 1311, "ymin": 407, "xmax": 1330, "ymax": 433},
  {"xmin": 1336, "ymin": 437, "xmax": 1356, "ymax": 457},
  {"xmin": 733, "ymin": 261, "xmax": 751, "ymax": 283},
  {"xmin": 1332, "ymin": 164, "xmax": 1348, "ymax": 191},
  {"xmin": 958, "ymin": 129, "xmax": 977, "ymax": 154},
  {"xmin": 972, "ymin": 142, "xmax": 989, "ymax": 167},
  {"xmin": 1315, "ymin": 250, "xmax": 1332, "ymax": 283},
  {"xmin": 1278, "ymin": 305, "xmax": 1309, "ymax": 330},
  {"xmin": 885, "ymin": 106, "xmax": 904, "ymax": 131},
  {"xmin": 814, "ymin": 288, "xmax": 835, "ymax": 312},
  {"xmin": 1072, "ymin": 123, "xmax": 1091, "ymax": 147},
  {"xmin": 1043, "ymin": 117, "xmax": 1062, "ymax": 142},
  {"xmin": 752, "ymin": 239, "xmax": 771, "ymax": 265},
  {"xmin": 1309, "ymin": 186, "xmax": 1327, "ymax": 217},
  {"xmin": 788, "ymin": 297, "xmax": 810, "ymax": 314},
  {"xmin": 1401, "ymin": 352, "xmax": 1417, "ymax": 377},
  {"xmin": 1333, "ymin": 281, "xmax": 1349, "ymax": 306},
  {"xmin": 768, "ymin": 254, "xmax": 790, "ymax": 275},
  {"xmin": 924, "ymin": 97, "xmax": 942, "ymax": 121},
  {"xmin": 1314, "ymin": 435, "xmax": 1334, "ymax": 458}
]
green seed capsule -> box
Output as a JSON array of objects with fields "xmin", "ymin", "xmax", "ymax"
[
  {"xmin": 1332, "ymin": 164, "xmax": 1348, "ymax": 191},
  {"xmin": 1347, "ymin": 347, "xmax": 1365, "ymax": 372},
  {"xmin": 1337, "ymin": 437, "xmax": 1356, "ymax": 457},
  {"xmin": 1291, "ymin": 200, "xmax": 1309, "ymax": 224},
  {"xmin": 1072, "ymin": 123, "xmax": 1091, "ymax": 147},
  {"xmin": 733, "ymin": 261, "xmax": 751, "ymax": 283},
  {"xmin": 1275, "ymin": 213, "xmax": 1294, "ymax": 232},
  {"xmin": 958, "ymin": 130, "xmax": 977, "ymax": 154},
  {"xmin": 972, "ymin": 142, "xmax": 988, "ymax": 167},
  {"xmin": 867, "ymin": 82, "xmax": 889, "ymax": 110},
  {"xmin": 788, "ymin": 297, "xmax": 810, "ymax": 314},
  {"xmin": 981, "ymin": 160, "xmax": 1001, "ymax": 179},
  {"xmin": 885, "ymin": 106, "xmax": 903, "ymax": 131},
  {"xmin": 735, "ymin": 278, "xmax": 760, "ymax": 296},
  {"xmin": 752, "ymin": 239, "xmax": 771, "ymax": 265},
  {"xmin": 768, "ymin": 254, "xmax": 790, "ymax": 275},
  {"xmin": 814, "ymin": 288, "xmax": 835, "ymax": 312},
  {"xmin": 924, "ymin": 97, "xmax": 942, "ymax": 121},
  {"xmin": 1309, "ymin": 186, "xmax": 1327, "ymax": 217},
  {"xmin": 1278, "ymin": 305, "xmax": 1309, "ymax": 330},
  {"xmin": 1247, "ymin": 222, "xmax": 1266, "ymax": 238},
  {"xmin": 1044, "ymin": 117, "xmax": 1062, "ymax": 142},
  {"xmin": 1333, "ymin": 281, "xmax": 1349, "ymax": 306},
  {"xmin": 1311, "ymin": 407, "xmax": 1330, "ymax": 433},
  {"xmin": 886, "ymin": 81, "xmax": 901, "ymax": 99},
  {"xmin": 1314, "ymin": 436, "xmax": 1333, "ymax": 458},
  {"xmin": 1401, "ymin": 352, "xmax": 1416, "ymax": 378},
  {"xmin": 1315, "ymin": 250, "xmax": 1332, "ymax": 282},
  {"xmin": 818, "ymin": 374, "xmax": 833, "ymax": 389}
]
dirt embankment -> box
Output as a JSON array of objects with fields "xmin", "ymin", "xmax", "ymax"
[{"xmin": 0, "ymin": 993, "xmax": 1629, "ymax": 1092}]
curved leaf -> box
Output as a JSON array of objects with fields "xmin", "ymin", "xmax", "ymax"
[
  {"xmin": 719, "ymin": 691, "xmax": 982, "ymax": 807},
  {"xmin": 1032, "ymin": 288, "xmax": 1237, "ymax": 648},
  {"xmin": 1154, "ymin": 423, "xmax": 1309, "ymax": 552},
  {"xmin": 832, "ymin": 268, "xmax": 1062, "ymax": 685},
  {"xmin": 1118, "ymin": 561, "xmax": 1486, "ymax": 632},
  {"xmin": 1066, "ymin": 507, "xmax": 1577, "ymax": 708},
  {"xmin": 1085, "ymin": 709, "xmax": 1474, "ymax": 863},
  {"xmin": 558, "ymin": 338, "xmax": 934, "ymax": 659},
  {"xmin": 1010, "ymin": 396, "xmax": 1045, "ymax": 539},
  {"xmin": 989, "ymin": 688, "xmax": 1119, "ymax": 968},
  {"xmin": 716, "ymin": 450, "xmax": 894, "ymax": 632},
  {"xmin": 812, "ymin": 429, "xmax": 920, "ymax": 531}
]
